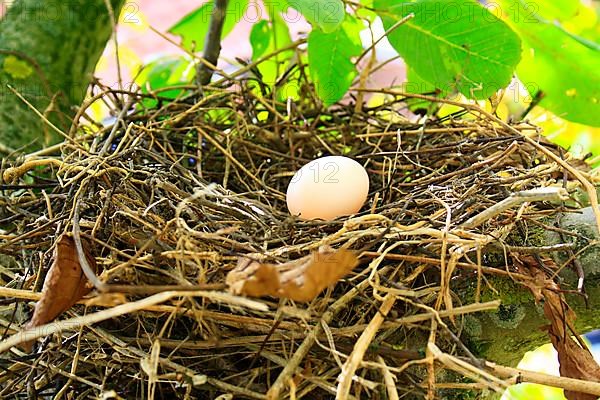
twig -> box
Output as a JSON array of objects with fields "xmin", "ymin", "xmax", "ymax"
[
  {"xmin": 486, "ymin": 360, "xmax": 600, "ymax": 397},
  {"xmin": 460, "ymin": 187, "xmax": 570, "ymax": 229},
  {"xmin": 72, "ymin": 199, "xmax": 107, "ymax": 291},
  {"xmin": 377, "ymin": 355, "xmax": 400, "ymax": 400},
  {"xmin": 355, "ymin": 13, "xmax": 414, "ymax": 65},
  {"xmin": 265, "ymin": 270, "xmax": 380, "ymax": 399},
  {"xmin": 6, "ymin": 85, "xmax": 72, "ymax": 143},
  {"xmin": 356, "ymin": 88, "xmax": 600, "ymax": 240},
  {"xmin": 0, "ymin": 290, "xmax": 268, "ymax": 354},
  {"xmin": 336, "ymin": 293, "xmax": 396, "ymax": 399}
]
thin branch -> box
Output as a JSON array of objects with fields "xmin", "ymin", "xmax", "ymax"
[{"xmin": 460, "ymin": 186, "xmax": 569, "ymax": 229}]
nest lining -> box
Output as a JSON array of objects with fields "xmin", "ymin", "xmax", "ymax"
[{"xmin": 0, "ymin": 78, "xmax": 590, "ymax": 399}]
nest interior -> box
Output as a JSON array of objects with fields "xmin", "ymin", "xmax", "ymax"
[{"xmin": 0, "ymin": 77, "xmax": 593, "ymax": 399}]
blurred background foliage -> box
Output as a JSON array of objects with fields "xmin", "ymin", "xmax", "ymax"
[{"xmin": 91, "ymin": 0, "xmax": 600, "ymax": 167}]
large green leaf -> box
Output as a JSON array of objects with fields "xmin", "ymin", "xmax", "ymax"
[
  {"xmin": 375, "ymin": 0, "xmax": 522, "ymax": 99},
  {"xmin": 307, "ymin": 15, "xmax": 363, "ymax": 106},
  {"xmin": 403, "ymin": 67, "xmax": 448, "ymax": 112},
  {"xmin": 405, "ymin": 67, "xmax": 445, "ymax": 96},
  {"xmin": 274, "ymin": 0, "xmax": 345, "ymax": 33},
  {"xmin": 169, "ymin": 0, "xmax": 248, "ymax": 52},
  {"xmin": 498, "ymin": 0, "xmax": 600, "ymax": 127}
]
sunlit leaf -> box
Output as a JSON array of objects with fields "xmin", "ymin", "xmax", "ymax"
[
  {"xmin": 250, "ymin": 14, "xmax": 293, "ymax": 86},
  {"xmin": 497, "ymin": 0, "xmax": 600, "ymax": 126},
  {"xmin": 275, "ymin": 0, "xmax": 345, "ymax": 33},
  {"xmin": 135, "ymin": 56, "xmax": 196, "ymax": 108},
  {"xmin": 375, "ymin": 0, "xmax": 522, "ymax": 100},
  {"xmin": 403, "ymin": 67, "xmax": 448, "ymax": 113},
  {"xmin": 308, "ymin": 15, "xmax": 363, "ymax": 105},
  {"xmin": 356, "ymin": 0, "xmax": 377, "ymax": 21},
  {"xmin": 518, "ymin": 0, "xmax": 580, "ymax": 22},
  {"xmin": 3, "ymin": 55, "xmax": 33, "ymax": 79}
]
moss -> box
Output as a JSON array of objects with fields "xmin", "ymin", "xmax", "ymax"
[
  {"xmin": 479, "ymin": 276, "xmax": 532, "ymax": 306},
  {"xmin": 546, "ymin": 208, "xmax": 600, "ymax": 277},
  {"xmin": 488, "ymin": 304, "xmax": 526, "ymax": 329},
  {"xmin": 462, "ymin": 314, "xmax": 482, "ymax": 339},
  {"xmin": 506, "ymin": 221, "xmax": 547, "ymax": 248},
  {"xmin": 458, "ymin": 273, "xmax": 532, "ymax": 309}
]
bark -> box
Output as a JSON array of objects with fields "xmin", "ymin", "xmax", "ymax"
[
  {"xmin": 470, "ymin": 206, "xmax": 600, "ymax": 366},
  {"xmin": 197, "ymin": 0, "xmax": 229, "ymax": 85},
  {"xmin": 0, "ymin": 0, "xmax": 125, "ymax": 151}
]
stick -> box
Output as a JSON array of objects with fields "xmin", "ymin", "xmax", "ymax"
[
  {"xmin": 0, "ymin": 290, "xmax": 267, "ymax": 354},
  {"xmin": 336, "ymin": 293, "xmax": 396, "ymax": 399},
  {"xmin": 487, "ymin": 361, "xmax": 600, "ymax": 397},
  {"xmin": 265, "ymin": 271, "xmax": 378, "ymax": 399},
  {"xmin": 460, "ymin": 187, "xmax": 570, "ymax": 229}
]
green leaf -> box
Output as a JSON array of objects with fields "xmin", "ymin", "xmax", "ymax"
[
  {"xmin": 135, "ymin": 56, "xmax": 196, "ymax": 108},
  {"xmin": 275, "ymin": 0, "xmax": 345, "ymax": 33},
  {"xmin": 169, "ymin": 0, "xmax": 248, "ymax": 52},
  {"xmin": 308, "ymin": 15, "xmax": 363, "ymax": 106},
  {"xmin": 250, "ymin": 21, "xmax": 271, "ymax": 58},
  {"xmin": 497, "ymin": 0, "xmax": 600, "ymax": 127},
  {"xmin": 3, "ymin": 55, "xmax": 33, "ymax": 79},
  {"xmin": 250, "ymin": 14, "xmax": 293, "ymax": 85},
  {"xmin": 356, "ymin": 0, "xmax": 377, "ymax": 22},
  {"xmin": 375, "ymin": 0, "xmax": 522, "ymax": 99},
  {"xmin": 403, "ymin": 67, "xmax": 447, "ymax": 112},
  {"xmin": 405, "ymin": 67, "xmax": 444, "ymax": 96}
]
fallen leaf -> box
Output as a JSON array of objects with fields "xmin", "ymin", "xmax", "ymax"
[
  {"xmin": 514, "ymin": 254, "xmax": 600, "ymax": 400},
  {"xmin": 23, "ymin": 235, "xmax": 96, "ymax": 350},
  {"xmin": 226, "ymin": 246, "xmax": 359, "ymax": 302}
]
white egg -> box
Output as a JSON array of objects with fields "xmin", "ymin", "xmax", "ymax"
[{"xmin": 286, "ymin": 156, "xmax": 369, "ymax": 220}]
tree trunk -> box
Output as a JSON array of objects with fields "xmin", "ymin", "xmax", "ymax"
[{"xmin": 0, "ymin": 0, "xmax": 125, "ymax": 151}]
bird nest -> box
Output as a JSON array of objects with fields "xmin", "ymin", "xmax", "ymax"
[{"xmin": 0, "ymin": 75, "xmax": 597, "ymax": 399}]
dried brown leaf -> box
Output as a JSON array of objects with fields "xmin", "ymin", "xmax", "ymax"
[
  {"xmin": 25, "ymin": 235, "xmax": 96, "ymax": 330},
  {"xmin": 226, "ymin": 246, "xmax": 359, "ymax": 302},
  {"xmin": 515, "ymin": 254, "xmax": 600, "ymax": 400}
]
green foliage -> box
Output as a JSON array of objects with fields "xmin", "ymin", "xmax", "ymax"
[
  {"xmin": 405, "ymin": 67, "xmax": 440, "ymax": 96},
  {"xmin": 249, "ymin": 13, "xmax": 293, "ymax": 87},
  {"xmin": 250, "ymin": 21, "xmax": 271, "ymax": 58},
  {"xmin": 307, "ymin": 15, "xmax": 363, "ymax": 105},
  {"xmin": 135, "ymin": 56, "xmax": 196, "ymax": 108},
  {"xmin": 169, "ymin": 0, "xmax": 248, "ymax": 52},
  {"xmin": 404, "ymin": 67, "xmax": 446, "ymax": 112},
  {"xmin": 154, "ymin": 0, "xmax": 600, "ymax": 140},
  {"xmin": 375, "ymin": 0, "xmax": 522, "ymax": 100},
  {"xmin": 274, "ymin": 0, "xmax": 346, "ymax": 33},
  {"xmin": 2, "ymin": 55, "xmax": 33, "ymax": 79},
  {"xmin": 497, "ymin": 0, "xmax": 600, "ymax": 127}
]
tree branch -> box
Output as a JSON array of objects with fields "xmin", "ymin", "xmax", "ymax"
[{"xmin": 197, "ymin": 0, "xmax": 229, "ymax": 86}]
